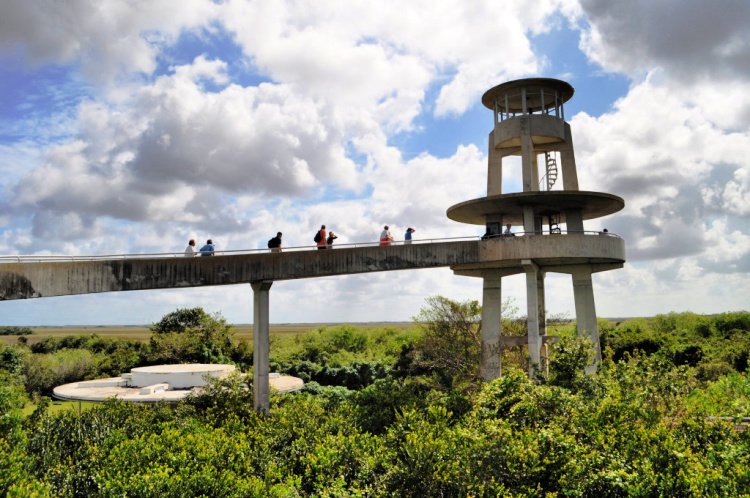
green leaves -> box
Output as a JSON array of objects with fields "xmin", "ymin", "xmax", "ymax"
[{"xmin": 1, "ymin": 310, "xmax": 748, "ymax": 495}]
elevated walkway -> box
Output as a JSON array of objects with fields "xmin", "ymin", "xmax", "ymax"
[{"xmin": 0, "ymin": 233, "xmax": 624, "ymax": 300}]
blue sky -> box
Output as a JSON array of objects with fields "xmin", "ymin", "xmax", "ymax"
[{"xmin": 0, "ymin": 0, "xmax": 748, "ymax": 325}]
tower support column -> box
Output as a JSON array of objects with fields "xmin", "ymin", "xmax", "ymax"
[
  {"xmin": 522, "ymin": 260, "xmax": 543, "ymax": 377},
  {"xmin": 530, "ymin": 152, "xmax": 540, "ymax": 190},
  {"xmin": 487, "ymin": 131, "xmax": 503, "ymax": 195},
  {"xmin": 251, "ymin": 280, "xmax": 273, "ymax": 413},
  {"xmin": 520, "ymin": 117, "xmax": 535, "ymax": 192},
  {"xmin": 571, "ymin": 268, "xmax": 601, "ymax": 373},
  {"xmin": 560, "ymin": 123, "xmax": 579, "ymax": 190},
  {"xmin": 480, "ymin": 273, "xmax": 502, "ymax": 380}
]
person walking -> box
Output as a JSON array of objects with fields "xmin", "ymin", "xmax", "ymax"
[
  {"xmin": 184, "ymin": 239, "xmax": 196, "ymax": 256},
  {"xmin": 404, "ymin": 227, "xmax": 416, "ymax": 244},
  {"xmin": 503, "ymin": 224, "xmax": 515, "ymax": 237},
  {"xmin": 315, "ymin": 225, "xmax": 327, "ymax": 250},
  {"xmin": 380, "ymin": 225, "xmax": 394, "ymax": 247},
  {"xmin": 326, "ymin": 231, "xmax": 338, "ymax": 249},
  {"xmin": 199, "ymin": 239, "xmax": 215, "ymax": 256},
  {"xmin": 268, "ymin": 232, "xmax": 283, "ymax": 253}
]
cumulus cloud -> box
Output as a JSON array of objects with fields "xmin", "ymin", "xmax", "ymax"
[
  {"xmin": 11, "ymin": 55, "xmax": 364, "ymax": 238},
  {"xmin": 0, "ymin": 0, "xmax": 218, "ymax": 81},
  {"xmin": 570, "ymin": 76, "xmax": 749, "ymax": 264},
  {"xmin": 578, "ymin": 0, "xmax": 750, "ymax": 82},
  {"xmin": 218, "ymin": 0, "xmax": 566, "ymax": 119}
]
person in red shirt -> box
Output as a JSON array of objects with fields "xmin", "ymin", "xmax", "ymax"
[{"xmin": 316, "ymin": 225, "xmax": 327, "ymax": 250}]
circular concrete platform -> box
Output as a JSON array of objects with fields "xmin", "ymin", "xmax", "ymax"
[
  {"xmin": 53, "ymin": 364, "xmax": 304, "ymax": 403},
  {"xmin": 447, "ymin": 191, "xmax": 625, "ymax": 226},
  {"xmin": 130, "ymin": 364, "xmax": 235, "ymax": 389}
]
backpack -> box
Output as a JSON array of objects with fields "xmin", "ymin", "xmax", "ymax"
[
  {"xmin": 314, "ymin": 231, "xmax": 322, "ymax": 243},
  {"xmin": 267, "ymin": 238, "xmax": 274, "ymax": 248}
]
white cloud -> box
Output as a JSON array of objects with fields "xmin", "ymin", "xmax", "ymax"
[
  {"xmin": 721, "ymin": 167, "xmax": 750, "ymax": 216},
  {"xmin": 578, "ymin": 0, "xmax": 750, "ymax": 83},
  {"xmin": 571, "ymin": 77, "xmax": 750, "ymax": 262},
  {"xmin": 0, "ymin": 0, "xmax": 218, "ymax": 81},
  {"xmin": 218, "ymin": 0, "xmax": 568, "ymax": 120}
]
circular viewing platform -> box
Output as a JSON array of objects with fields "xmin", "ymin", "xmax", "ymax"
[
  {"xmin": 447, "ymin": 191, "xmax": 625, "ymax": 226},
  {"xmin": 452, "ymin": 231, "xmax": 626, "ymax": 275},
  {"xmin": 52, "ymin": 364, "xmax": 305, "ymax": 403}
]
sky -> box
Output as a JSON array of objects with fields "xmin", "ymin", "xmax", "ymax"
[{"xmin": 0, "ymin": 0, "xmax": 748, "ymax": 326}]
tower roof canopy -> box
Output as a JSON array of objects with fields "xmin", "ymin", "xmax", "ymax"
[{"xmin": 482, "ymin": 78, "xmax": 574, "ymax": 112}]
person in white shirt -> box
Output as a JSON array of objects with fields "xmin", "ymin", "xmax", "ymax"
[
  {"xmin": 380, "ymin": 225, "xmax": 393, "ymax": 246},
  {"xmin": 184, "ymin": 239, "xmax": 196, "ymax": 256}
]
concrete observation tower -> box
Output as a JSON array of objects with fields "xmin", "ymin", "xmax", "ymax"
[{"xmin": 447, "ymin": 78, "xmax": 626, "ymax": 378}]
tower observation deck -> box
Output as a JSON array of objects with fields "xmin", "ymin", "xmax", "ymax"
[{"xmin": 447, "ymin": 77, "xmax": 626, "ymax": 378}]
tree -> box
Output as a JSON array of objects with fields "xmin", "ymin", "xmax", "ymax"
[
  {"xmin": 148, "ymin": 308, "xmax": 236, "ymax": 364},
  {"xmin": 150, "ymin": 307, "xmax": 210, "ymax": 334},
  {"xmin": 411, "ymin": 296, "xmax": 483, "ymax": 387}
]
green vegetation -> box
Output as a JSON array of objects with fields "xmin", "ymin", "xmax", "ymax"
[
  {"xmin": 0, "ymin": 302, "xmax": 748, "ymax": 496},
  {"xmin": 0, "ymin": 326, "xmax": 33, "ymax": 336}
]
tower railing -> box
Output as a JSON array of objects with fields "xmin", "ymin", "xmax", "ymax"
[{"xmin": 493, "ymin": 88, "xmax": 565, "ymax": 123}]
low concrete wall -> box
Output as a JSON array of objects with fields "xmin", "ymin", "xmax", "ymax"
[{"xmin": 479, "ymin": 233, "xmax": 625, "ymax": 263}]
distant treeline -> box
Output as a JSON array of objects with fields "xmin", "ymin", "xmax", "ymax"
[{"xmin": 0, "ymin": 326, "xmax": 33, "ymax": 336}]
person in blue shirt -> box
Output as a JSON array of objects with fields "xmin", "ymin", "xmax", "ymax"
[
  {"xmin": 199, "ymin": 239, "xmax": 215, "ymax": 256},
  {"xmin": 404, "ymin": 227, "xmax": 415, "ymax": 244}
]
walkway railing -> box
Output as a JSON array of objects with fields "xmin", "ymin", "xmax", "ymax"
[{"xmin": 0, "ymin": 230, "xmax": 620, "ymax": 263}]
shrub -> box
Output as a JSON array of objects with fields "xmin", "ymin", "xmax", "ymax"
[
  {"xmin": 713, "ymin": 312, "xmax": 750, "ymax": 335},
  {"xmin": 696, "ymin": 362, "xmax": 735, "ymax": 382},
  {"xmin": 547, "ymin": 335, "xmax": 598, "ymax": 395},
  {"xmin": 22, "ymin": 349, "xmax": 98, "ymax": 395},
  {"xmin": 672, "ymin": 344, "xmax": 704, "ymax": 367},
  {"xmin": 0, "ymin": 346, "xmax": 26, "ymax": 375}
]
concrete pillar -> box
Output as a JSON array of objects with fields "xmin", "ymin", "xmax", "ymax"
[
  {"xmin": 520, "ymin": 117, "xmax": 534, "ymax": 192},
  {"xmin": 572, "ymin": 268, "xmax": 601, "ymax": 373},
  {"xmin": 480, "ymin": 274, "xmax": 502, "ymax": 380},
  {"xmin": 537, "ymin": 270, "xmax": 546, "ymax": 338},
  {"xmin": 522, "ymin": 260, "xmax": 542, "ymax": 377},
  {"xmin": 487, "ymin": 131, "xmax": 503, "ymax": 195},
  {"xmin": 251, "ymin": 280, "xmax": 273, "ymax": 413},
  {"xmin": 565, "ymin": 209, "xmax": 584, "ymax": 233},
  {"xmin": 523, "ymin": 206, "xmax": 536, "ymax": 234},
  {"xmin": 533, "ymin": 215, "xmax": 543, "ymax": 235},
  {"xmin": 530, "ymin": 152, "xmax": 539, "ymax": 191},
  {"xmin": 560, "ymin": 123, "xmax": 579, "ymax": 190}
]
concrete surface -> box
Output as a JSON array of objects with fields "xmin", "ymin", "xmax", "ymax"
[{"xmin": 52, "ymin": 364, "xmax": 304, "ymax": 403}]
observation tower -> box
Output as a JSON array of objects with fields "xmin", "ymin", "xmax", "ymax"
[{"xmin": 447, "ymin": 78, "xmax": 626, "ymax": 378}]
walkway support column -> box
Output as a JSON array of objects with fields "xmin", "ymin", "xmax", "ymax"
[
  {"xmin": 480, "ymin": 273, "xmax": 502, "ymax": 380},
  {"xmin": 251, "ymin": 280, "xmax": 273, "ymax": 413},
  {"xmin": 523, "ymin": 260, "xmax": 542, "ymax": 377},
  {"xmin": 572, "ymin": 268, "xmax": 601, "ymax": 373}
]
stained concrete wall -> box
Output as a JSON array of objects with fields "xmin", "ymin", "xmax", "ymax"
[{"xmin": 461, "ymin": 233, "xmax": 625, "ymax": 272}]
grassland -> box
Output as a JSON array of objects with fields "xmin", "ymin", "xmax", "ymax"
[{"xmin": 0, "ymin": 322, "xmax": 415, "ymax": 345}]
